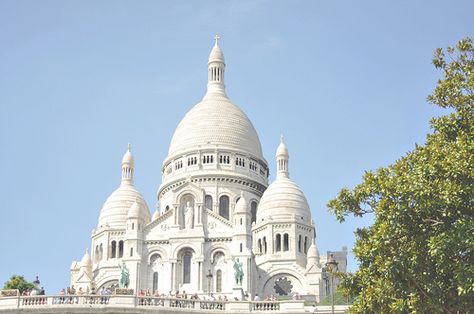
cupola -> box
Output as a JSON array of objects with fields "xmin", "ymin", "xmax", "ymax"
[
  {"xmin": 206, "ymin": 35, "xmax": 226, "ymax": 96},
  {"xmin": 256, "ymin": 136, "xmax": 312, "ymax": 222},
  {"xmin": 97, "ymin": 144, "xmax": 151, "ymax": 228}
]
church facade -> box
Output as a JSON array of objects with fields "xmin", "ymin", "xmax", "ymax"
[{"xmin": 70, "ymin": 39, "xmax": 347, "ymax": 301}]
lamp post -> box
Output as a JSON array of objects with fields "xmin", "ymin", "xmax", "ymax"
[
  {"xmin": 206, "ymin": 269, "xmax": 213, "ymax": 296},
  {"xmin": 325, "ymin": 253, "xmax": 338, "ymax": 314}
]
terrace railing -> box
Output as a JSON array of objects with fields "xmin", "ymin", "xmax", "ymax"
[{"xmin": 0, "ymin": 294, "xmax": 349, "ymax": 313}]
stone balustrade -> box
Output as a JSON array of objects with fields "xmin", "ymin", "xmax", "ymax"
[{"xmin": 0, "ymin": 294, "xmax": 349, "ymax": 313}]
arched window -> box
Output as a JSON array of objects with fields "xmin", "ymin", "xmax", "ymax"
[
  {"xmin": 165, "ymin": 205, "xmax": 170, "ymax": 211},
  {"xmin": 219, "ymin": 195, "xmax": 230, "ymax": 220},
  {"xmin": 263, "ymin": 237, "xmax": 267, "ymax": 253},
  {"xmin": 251, "ymin": 201, "xmax": 257, "ymax": 225},
  {"xmin": 205, "ymin": 195, "xmax": 213, "ymax": 211},
  {"xmin": 304, "ymin": 236, "xmax": 308, "ymax": 254},
  {"xmin": 118, "ymin": 241, "xmax": 124, "ymax": 258},
  {"xmin": 276, "ymin": 234, "xmax": 281, "ymax": 252},
  {"xmin": 95, "ymin": 246, "xmax": 99, "ymax": 262},
  {"xmin": 298, "ymin": 235, "xmax": 302, "ymax": 253},
  {"xmin": 130, "ymin": 247, "xmax": 134, "ymax": 257},
  {"xmin": 283, "ymin": 234, "xmax": 289, "ymax": 251},
  {"xmin": 258, "ymin": 239, "xmax": 262, "ymax": 253},
  {"xmin": 240, "ymin": 243, "xmax": 243, "ymax": 252},
  {"xmin": 152, "ymin": 272, "xmax": 158, "ymax": 293},
  {"xmin": 216, "ymin": 270, "xmax": 222, "ymax": 292},
  {"xmin": 183, "ymin": 252, "xmax": 192, "ymax": 284},
  {"xmin": 111, "ymin": 241, "xmax": 117, "ymax": 258},
  {"xmin": 99, "ymin": 244, "xmax": 103, "ymax": 260}
]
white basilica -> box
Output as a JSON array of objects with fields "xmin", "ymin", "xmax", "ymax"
[{"xmin": 70, "ymin": 39, "xmax": 347, "ymax": 301}]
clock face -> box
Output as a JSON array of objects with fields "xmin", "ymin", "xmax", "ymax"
[{"xmin": 274, "ymin": 277, "xmax": 293, "ymax": 296}]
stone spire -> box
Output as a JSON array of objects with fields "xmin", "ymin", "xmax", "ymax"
[
  {"xmin": 121, "ymin": 143, "xmax": 134, "ymax": 185},
  {"xmin": 206, "ymin": 35, "xmax": 226, "ymax": 96},
  {"xmin": 276, "ymin": 135, "xmax": 289, "ymax": 179}
]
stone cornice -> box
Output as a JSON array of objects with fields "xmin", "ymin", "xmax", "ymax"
[{"xmin": 158, "ymin": 174, "xmax": 267, "ymax": 199}]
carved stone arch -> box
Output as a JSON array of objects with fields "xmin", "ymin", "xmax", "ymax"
[
  {"xmin": 148, "ymin": 247, "xmax": 168, "ymax": 264},
  {"xmin": 172, "ymin": 242, "xmax": 200, "ymax": 259},
  {"xmin": 207, "ymin": 244, "xmax": 230, "ymax": 262},
  {"xmin": 258, "ymin": 268, "xmax": 306, "ymax": 295},
  {"xmin": 261, "ymin": 272, "xmax": 305, "ymax": 297},
  {"xmin": 172, "ymin": 181, "xmax": 205, "ymax": 205},
  {"xmin": 234, "ymin": 193, "xmax": 242, "ymax": 204},
  {"xmin": 209, "ymin": 248, "xmax": 230, "ymax": 264},
  {"xmin": 96, "ymin": 275, "xmax": 120, "ymax": 291}
]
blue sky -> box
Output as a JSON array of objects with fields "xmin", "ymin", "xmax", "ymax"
[{"xmin": 0, "ymin": 0, "xmax": 472, "ymax": 293}]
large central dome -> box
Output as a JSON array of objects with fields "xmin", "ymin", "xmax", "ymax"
[
  {"xmin": 167, "ymin": 40, "xmax": 264, "ymax": 161},
  {"xmin": 168, "ymin": 95, "xmax": 264, "ymax": 159}
]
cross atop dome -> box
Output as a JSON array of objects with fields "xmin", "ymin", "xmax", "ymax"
[{"xmin": 214, "ymin": 34, "xmax": 220, "ymax": 46}]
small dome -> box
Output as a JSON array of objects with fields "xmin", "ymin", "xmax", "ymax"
[
  {"xmin": 306, "ymin": 239, "xmax": 320, "ymax": 270},
  {"xmin": 307, "ymin": 241, "xmax": 318, "ymax": 259},
  {"xmin": 80, "ymin": 249, "xmax": 92, "ymax": 268},
  {"xmin": 152, "ymin": 210, "xmax": 160, "ymax": 221},
  {"xmin": 98, "ymin": 184, "xmax": 150, "ymax": 228},
  {"xmin": 127, "ymin": 198, "xmax": 145, "ymax": 219},
  {"xmin": 122, "ymin": 144, "xmax": 134, "ymax": 166},
  {"xmin": 276, "ymin": 136, "xmax": 289, "ymax": 157},
  {"xmin": 257, "ymin": 137, "xmax": 311, "ymax": 222},
  {"xmin": 209, "ymin": 44, "xmax": 225, "ymax": 64},
  {"xmin": 256, "ymin": 178, "xmax": 311, "ymax": 222},
  {"xmin": 235, "ymin": 193, "xmax": 248, "ymax": 214}
]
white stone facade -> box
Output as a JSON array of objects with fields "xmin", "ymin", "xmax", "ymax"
[{"xmin": 70, "ymin": 39, "xmax": 347, "ymax": 301}]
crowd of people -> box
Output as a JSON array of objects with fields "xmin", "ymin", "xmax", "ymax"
[
  {"xmin": 53, "ymin": 285, "xmax": 112, "ymax": 304},
  {"xmin": 136, "ymin": 290, "xmax": 229, "ymax": 309}
]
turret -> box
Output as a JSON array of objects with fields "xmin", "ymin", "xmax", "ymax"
[
  {"xmin": 205, "ymin": 35, "xmax": 227, "ymax": 97},
  {"xmin": 121, "ymin": 143, "xmax": 134, "ymax": 185},
  {"xmin": 276, "ymin": 135, "xmax": 289, "ymax": 179}
]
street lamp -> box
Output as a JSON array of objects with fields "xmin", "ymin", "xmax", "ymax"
[
  {"xmin": 206, "ymin": 269, "xmax": 213, "ymax": 296},
  {"xmin": 325, "ymin": 253, "xmax": 338, "ymax": 314}
]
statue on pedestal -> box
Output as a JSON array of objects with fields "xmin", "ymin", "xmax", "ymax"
[
  {"xmin": 119, "ymin": 261, "xmax": 130, "ymax": 288},
  {"xmin": 232, "ymin": 258, "xmax": 244, "ymax": 286}
]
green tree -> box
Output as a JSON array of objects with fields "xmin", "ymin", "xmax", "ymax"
[
  {"xmin": 327, "ymin": 38, "xmax": 474, "ymax": 313},
  {"xmin": 3, "ymin": 275, "xmax": 35, "ymax": 294}
]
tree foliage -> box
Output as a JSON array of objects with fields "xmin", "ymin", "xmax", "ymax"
[
  {"xmin": 3, "ymin": 275, "xmax": 35, "ymax": 293},
  {"xmin": 328, "ymin": 38, "xmax": 474, "ymax": 313}
]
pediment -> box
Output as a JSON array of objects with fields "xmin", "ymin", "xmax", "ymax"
[
  {"xmin": 205, "ymin": 209, "xmax": 233, "ymax": 230},
  {"xmin": 145, "ymin": 209, "xmax": 174, "ymax": 233},
  {"xmin": 76, "ymin": 271, "xmax": 92, "ymax": 283},
  {"xmin": 171, "ymin": 180, "xmax": 205, "ymax": 203}
]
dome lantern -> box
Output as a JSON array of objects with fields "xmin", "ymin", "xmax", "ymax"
[
  {"xmin": 276, "ymin": 135, "xmax": 289, "ymax": 179},
  {"xmin": 121, "ymin": 144, "xmax": 134, "ymax": 186},
  {"xmin": 256, "ymin": 137, "xmax": 312, "ymax": 223},
  {"xmin": 206, "ymin": 35, "xmax": 226, "ymax": 97}
]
